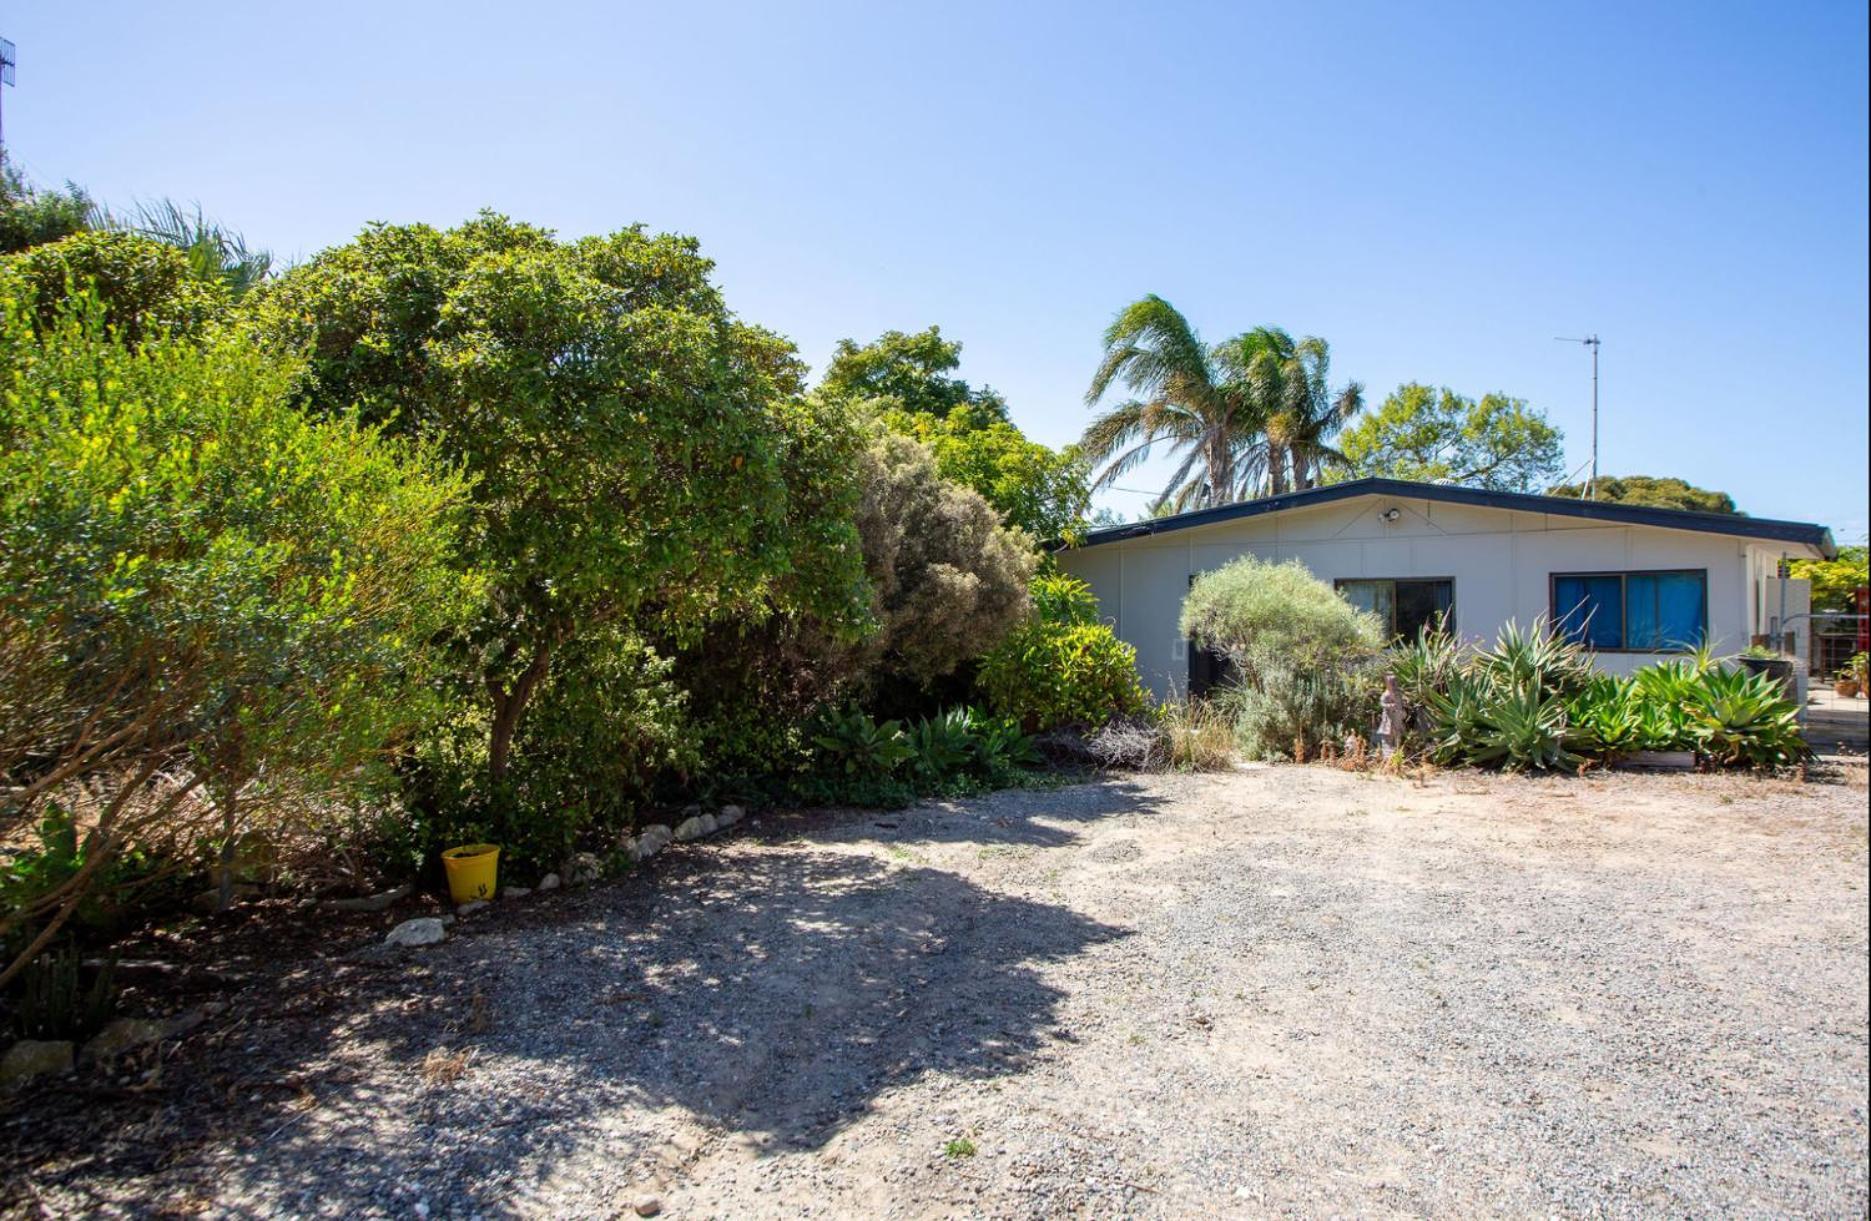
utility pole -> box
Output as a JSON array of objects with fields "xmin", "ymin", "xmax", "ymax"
[{"xmin": 1556, "ymin": 334, "xmax": 1601, "ymax": 498}]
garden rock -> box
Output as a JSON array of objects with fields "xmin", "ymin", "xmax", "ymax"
[
  {"xmin": 536, "ymin": 874, "xmax": 559, "ymax": 892},
  {"xmin": 384, "ymin": 918, "xmax": 446, "ymax": 948},
  {"xmin": 567, "ymin": 853, "xmax": 602, "ymax": 885},
  {"xmin": 0, "ymin": 1040, "xmax": 73, "ymax": 1090},
  {"xmin": 190, "ymin": 884, "xmax": 260, "ymax": 915},
  {"xmin": 633, "ymin": 1196, "xmax": 662, "ymax": 1217},
  {"xmin": 716, "ymin": 805, "xmax": 745, "ymax": 829},
  {"xmin": 506, "ymin": 885, "xmax": 535, "ymax": 899},
  {"xmin": 80, "ymin": 1017, "xmax": 173, "ymax": 1064},
  {"xmin": 633, "ymin": 825, "xmax": 673, "ymax": 861},
  {"xmin": 323, "ymin": 884, "xmax": 413, "ymax": 913},
  {"xmin": 674, "ymin": 814, "xmax": 716, "ymax": 842},
  {"xmin": 456, "ymin": 900, "xmax": 490, "ymax": 917}
]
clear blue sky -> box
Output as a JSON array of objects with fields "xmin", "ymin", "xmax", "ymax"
[{"xmin": 8, "ymin": 1, "xmax": 1867, "ymax": 539}]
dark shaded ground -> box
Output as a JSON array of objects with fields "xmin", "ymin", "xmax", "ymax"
[{"xmin": 1, "ymin": 781, "xmax": 1161, "ymax": 1217}]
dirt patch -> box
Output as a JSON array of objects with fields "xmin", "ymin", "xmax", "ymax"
[{"xmin": 5, "ymin": 767, "xmax": 1866, "ymax": 1217}]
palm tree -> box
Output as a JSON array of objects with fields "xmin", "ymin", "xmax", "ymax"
[
  {"xmin": 111, "ymin": 198, "xmax": 273, "ymax": 297},
  {"xmin": 1081, "ymin": 296, "xmax": 1269, "ymax": 513},
  {"xmin": 1220, "ymin": 327, "xmax": 1363, "ymax": 493},
  {"xmin": 1081, "ymin": 298, "xmax": 1363, "ymax": 510}
]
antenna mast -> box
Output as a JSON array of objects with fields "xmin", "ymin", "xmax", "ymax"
[
  {"xmin": 0, "ymin": 39, "xmax": 15, "ymax": 157},
  {"xmin": 1555, "ymin": 334, "xmax": 1601, "ymax": 498}
]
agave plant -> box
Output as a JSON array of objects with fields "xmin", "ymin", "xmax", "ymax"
[
  {"xmin": 1386, "ymin": 619, "xmax": 1464, "ymax": 724},
  {"xmin": 964, "ymin": 707, "xmax": 1040, "ymax": 777},
  {"xmin": 906, "ymin": 707, "xmax": 975, "ymax": 785},
  {"xmin": 1465, "ymin": 685, "xmax": 1582, "ymax": 772},
  {"xmin": 1685, "ymin": 667, "xmax": 1807, "ymax": 769},
  {"xmin": 1565, "ymin": 675, "xmax": 1644, "ymax": 758},
  {"xmin": 811, "ymin": 708, "xmax": 914, "ymax": 778},
  {"xmin": 1469, "ymin": 618, "xmax": 1595, "ymax": 701}
]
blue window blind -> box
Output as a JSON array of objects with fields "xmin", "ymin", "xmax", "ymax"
[
  {"xmin": 1626, "ymin": 571, "xmax": 1706, "ymax": 650},
  {"xmin": 1552, "ymin": 570, "xmax": 1707, "ymax": 651},
  {"xmin": 1554, "ymin": 575, "xmax": 1624, "ymax": 648}
]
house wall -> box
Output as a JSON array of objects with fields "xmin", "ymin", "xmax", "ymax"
[{"xmin": 1057, "ymin": 493, "xmax": 1802, "ymax": 699}]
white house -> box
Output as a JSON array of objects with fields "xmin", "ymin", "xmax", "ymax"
[{"xmin": 1054, "ymin": 478, "xmax": 1837, "ymax": 699}]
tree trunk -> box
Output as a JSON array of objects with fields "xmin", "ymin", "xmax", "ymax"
[
  {"xmin": 1268, "ymin": 445, "xmax": 1289, "ymax": 496},
  {"xmin": 215, "ymin": 786, "xmax": 239, "ymax": 912},
  {"xmin": 486, "ymin": 637, "xmax": 557, "ymax": 782}
]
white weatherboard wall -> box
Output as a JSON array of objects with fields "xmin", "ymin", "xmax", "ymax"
[{"xmin": 1057, "ymin": 493, "xmax": 1810, "ymax": 700}]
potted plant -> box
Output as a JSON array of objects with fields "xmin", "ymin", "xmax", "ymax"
[
  {"xmin": 1836, "ymin": 668, "xmax": 1862, "ymax": 699},
  {"xmin": 1738, "ymin": 644, "xmax": 1796, "ymax": 694},
  {"xmin": 1846, "ymin": 651, "xmax": 1870, "ymax": 699}
]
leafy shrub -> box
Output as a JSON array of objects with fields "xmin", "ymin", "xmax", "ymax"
[
  {"xmin": 852, "ymin": 432, "xmax": 1036, "ymax": 689},
  {"xmin": 885, "ymin": 402, "xmax": 1091, "ymax": 542},
  {"xmin": 1180, "ymin": 555, "xmax": 1386, "ymax": 760},
  {"xmin": 1181, "ymin": 555, "xmax": 1386, "ymax": 681},
  {"xmin": 977, "ymin": 574, "xmax": 1147, "ymax": 732},
  {"xmin": 1219, "ymin": 668, "xmax": 1378, "ymax": 761},
  {"xmin": 0, "ymin": 289, "xmax": 474, "ymax": 982},
  {"xmin": 655, "ymin": 393, "xmax": 881, "ymax": 794},
  {"xmin": 401, "ymin": 629, "xmax": 698, "ymax": 877},
  {"xmin": 1, "ymin": 165, "xmax": 96, "ymax": 255},
  {"xmin": 1, "ymin": 230, "xmax": 228, "ymax": 340},
  {"xmin": 812, "ymin": 707, "xmax": 916, "ymax": 779}
]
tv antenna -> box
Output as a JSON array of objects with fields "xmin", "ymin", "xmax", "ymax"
[
  {"xmin": 1555, "ymin": 334, "xmax": 1601, "ymax": 498},
  {"xmin": 0, "ymin": 39, "xmax": 15, "ymax": 156}
]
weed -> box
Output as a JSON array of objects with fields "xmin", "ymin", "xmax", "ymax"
[{"xmin": 420, "ymin": 1046, "xmax": 475, "ymax": 1088}]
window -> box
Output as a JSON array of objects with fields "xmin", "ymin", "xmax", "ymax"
[
  {"xmin": 1336, "ymin": 578, "xmax": 1455, "ymax": 641},
  {"xmin": 1187, "ymin": 572, "xmax": 1237, "ymax": 696},
  {"xmin": 1551, "ymin": 569, "xmax": 1707, "ymax": 651}
]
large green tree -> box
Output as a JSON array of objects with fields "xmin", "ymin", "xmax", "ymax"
[
  {"xmin": 821, "ymin": 325, "xmax": 1009, "ymax": 421},
  {"xmin": 248, "ymin": 212, "xmax": 867, "ymax": 782},
  {"xmin": 824, "ymin": 327, "xmax": 1088, "ymax": 541},
  {"xmin": 1081, "ymin": 296, "xmax": 1358, "ymax": 511},
  {"xmin": 1546, "ymin": 474, "xmax": 1738, "ymax": 513},
  {"xmin": 1790, "ymin": 545, "xmax": 1868, "ymax": 613},
  {"xmin": 1336, "ymin": 382, "xmax": 1564, "ymax": 492}
]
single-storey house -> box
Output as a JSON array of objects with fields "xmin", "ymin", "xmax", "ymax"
[{"xmin": 1054, "ymin": 478, "xmax": 1837, "ymax": 699}]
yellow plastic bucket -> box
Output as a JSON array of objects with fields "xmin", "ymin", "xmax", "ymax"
[{"xmin": 441, "ymin": 843, "xmax": 500, "ymax": 903}]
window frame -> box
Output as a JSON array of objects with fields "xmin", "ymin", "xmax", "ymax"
[
  {"xmin": 1332, "ymin": 577, "xmax": 1457, "ymax": 640},
  {"xmin": 1548, "ymin": 568, "xmax": 1709, "ymax": 654}
]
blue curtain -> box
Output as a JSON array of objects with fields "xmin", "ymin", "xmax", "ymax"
[
  {"xmin": 1627, "ymin": 572, "xmax": 1705, "ymax": 650},
  {"xmin": 1554, "ymin": 575, "xmax": 1623, "ymax": 648}
]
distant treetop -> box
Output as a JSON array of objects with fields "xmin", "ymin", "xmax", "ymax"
[
  {"xmin": 820, "ymin": 325, "xmax": 1009, "ymax": 422},
  {"xmin": 1546, "ymin": 474, "xmax": 1739, "ymax": 514}
]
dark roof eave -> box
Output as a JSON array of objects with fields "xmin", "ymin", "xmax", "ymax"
[{"xmin": 1055, "ymin": 478, "xmax": 1836, "ymax": 559}]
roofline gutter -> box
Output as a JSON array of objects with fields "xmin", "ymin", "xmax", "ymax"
[{"xmin": 1057, "ymin": 478, "xmax": 1837, "ymax": 559}]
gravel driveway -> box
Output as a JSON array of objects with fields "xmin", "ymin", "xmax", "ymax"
[{"xmin": 14, "ymin": 766, "xmax": 1869, "ymax": 1217}]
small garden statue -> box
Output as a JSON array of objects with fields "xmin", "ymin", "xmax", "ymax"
[{"xmin": 1376, "ymin": 673, "xmax": 1405, "ymax": 758}]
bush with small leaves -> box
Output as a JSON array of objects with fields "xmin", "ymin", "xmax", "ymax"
[{"xmin": 977, "ymin": 574, "xmax": 1147, "ymax": 732}]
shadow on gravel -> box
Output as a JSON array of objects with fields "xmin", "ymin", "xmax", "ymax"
[
  {"xmin": 795, "ymin": 775, "xmax": 1172, "ymax": 851},
  {"xmin": 6, "ymin": 782, "xmax": 1142, "ymax": 1214}
]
